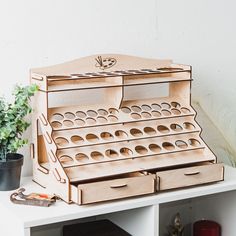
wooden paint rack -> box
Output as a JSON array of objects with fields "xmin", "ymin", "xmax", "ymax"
[{"xmin": 31, "ymin": 54, "xmax": 224, "ymax": 205}]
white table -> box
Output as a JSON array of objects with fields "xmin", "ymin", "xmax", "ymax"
[{"xmin": 1, "ymin": 165, "xmax": 236, "ymax": 236}]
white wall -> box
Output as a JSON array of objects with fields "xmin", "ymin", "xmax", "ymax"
[{"xmin": 0, "ymin": 0, "xmax": 235, "ymax": 176}]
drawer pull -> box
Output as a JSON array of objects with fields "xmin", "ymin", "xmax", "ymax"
[
  {"xmin": 184, "ymin": 171, "xmax": 200, "ymax": 176},
  {"xmin": 110, "ymin": 183, "xmax": 127, "ymax": 188}
]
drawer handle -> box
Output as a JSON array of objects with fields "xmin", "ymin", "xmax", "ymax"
[
  {"xmin": 110, "ymin": 183, "xmax": 127, "ymax": 188},
  {"xmin": 184, "ymin": 171, "xmax": 200, "ymax": 176}
]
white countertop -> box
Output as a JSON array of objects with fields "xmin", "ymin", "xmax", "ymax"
[{"xmin": 0, "ymin": 165, "xmax": 235, "ymax": 228}]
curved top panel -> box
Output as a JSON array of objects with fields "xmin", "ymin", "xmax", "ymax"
[{"xmin": 31, "ymin": 54, "xmax": 172, "ymax": 77}]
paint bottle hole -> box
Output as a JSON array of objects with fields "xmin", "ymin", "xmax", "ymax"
[
  {"xmin": 141, "ymin": 104, "xmax": 151, "ymax": 111},
  {"xmin": 52, "ymin": 113, "xmax": 64, "ymax": 121},
  {"xmin": 63, "ymin": 120, "xmax": 74, "ymax": 127},
  {"xmin": 64, "ymin": 112, "xmax": 75, "ymax": 119},
  {"xmin": 171, "ymin": 101, "xmax": 181, "ymax": 108},
  {"xmin": 151, "ymin": 103, "xmax": 161, "ymax": 111},
  {"xmin": 162, "ymin": 110, "xmax": 171, "ymax": 116},
  {"xmin": 97, "ymin": 109, "xmax": 108, "ymax": 116},
  {"xmin": 97, "ymin": 116, "xmax": 108, "ymax": 124},
  {"xmin": 141, "ymin": 112, "xmax": 151, "ymax": 119},
  {"xmin": 120, "ymin": 148, "xmax": 133, "ymax": 157},
  {"xmin": 86, "ymin": 117, "xmax": 96, "ymax": 125},
  {"xmin": 162, "ymin": 142, "xmax": 175, "ymax": 151},
  {"xmin": 188, "ymin": 138, "xmax": 201, "ymax": 147},
  {"xmin": 157, "ymin": 125, "xmax": 170, "ymax": 134},
  {"xmin": 60, "ymin": 155, "xmax": 74, "ymax": 164},
  {"xmin": 135, "ymin": 145, "xmax": 148, "ymax": 155},
  {"xmin": 144, "ymin": 127, "xmax": 156, "ymax": 135},
  {"xmin": 75, "ymin": 119, "xmax": 85, "ymax": 126},
  {"xmin": 76, "ymin": 111, "xmax": 86, "ymax": 118},
  {"xmin": 51, "ymin": 121, "xmax": 62, "ymax": 129},
  {"xmin": 131, "ymin": 105, "xmax": 141, "ymax": 112},
  {"xmin": 130, "ymin": 128, "xmax": 143, "ymax": 137},
  {"xmin": 75, "ymin": 153, "xmax": 89, "ymax": 162},
  {"xmin": 86, "ymin": 134, "xmax": 99, "ymax": 142},
  {"xmin": 161, "ymin": 102, "xmax": 171, "ymax": 109},
  {"xmin": 100, "ymin": 132, "xmax": 114, "ymax": 141},
  {"xmin": 131, "ymin": 113, "xmax": 141, "ymax": 120},
  {"xmin": 91, "ymin": 151, "xmax": 104, "ymax": 161},
  {"xmin": 171, "ymin": 108, "xmax": 181, "ymax": 115},
  {"xmin": 105, "ymin": 149, "xmax": 119, "ymax": 158},
  {"xmin": 175, "ymin": 140, "xmax": 188, "ymax": 149},
  {"xmin": 87, "ymin": 110, "xmax": 97, "ymax": 117},
  {"xmin": 170, "ymin": 124, "xmax": 183, "ymax": 132},
  {"xmin": 183, "ymin": 122, "xmax": 195, "ymax": 130},
  {"xmin": 71, "ymin": 135, "xmax": 84, "ymax": 144},
  {"xmin": 149, "ymin": 144, "xmax": 161, "ymax": 153},
  {"xmin": 55, "ymin": 137, "xmax": 69, "ymax": 147},
  {"xmin": 121, "ymin": 107, "xmax": 131, "ymax": 114},
  {"xmin": 108, "ymin": 108, "xmax": 119, "ymax": 115},
  {"xmin": 115, "ymin": 130, "xmax": 128, "ymax": 139},
  {"xmin": 181, "ymin": 107, "xmax": 191, "ymax": 114}
]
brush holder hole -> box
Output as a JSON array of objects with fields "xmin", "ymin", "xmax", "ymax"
[
  {"xmin": 55, "ymin": 137, "xmax": 69, "ymax": 147},
  {"xmin": 71, "ymin": 135, "xmax": 84, "ymax": 144},
  {"xmin": 183, "ymin": 122, "xmax": 195, "ymax": 130},
  {"xmin": 171, "ymin": 108, "xmax": 181, "ymax": 115},
  {"xmin": 97, "ymin": 109, "xmax": 108, "ymax": 116},
  {"xmin": 131, "ymin": 113, "xmax": 141, "ymax": 120},
  {"xmin": 151, "ymin": 111, "xmax": 161, "ymax": 117},
  {"xmin": 121, "ymin": 107, "xmax": 131, "ymax": 114},
  {"xmin": 105, "ymin": 149, "xmax": 119, "ymax": 158},
  {"xmin": 60, "ymin": 155, "xmax": 74, "ymax": 164},
  {"xmin": 86, "ymin": 117, "xmax": 96, "ymax": 125},
  {"xmin": 75, "ymin": 153, "xmax": 89, "ymax": 162},
  {"xmin": 175, "ymin": 140, "xmax": 188, "ymax": 149},
  {"xmin": 131, "ymin": 105, "xmax": 141, "ymax": 112},
  {"xmin": 100, "ymin": 132, "xmax": 114, "ymax": 141},
  {"xmin": 144, "ymin": 127, "xmax": 156, "ymax": 135},
  {"xmin": 135, "ymin": 145, "xmax": 148, "ymax": 155},
  {"xmin": 115, "ymin": 130, "xmax": 128, "ymax": 139},
  {"xmin": 188, "ymin": 138, "xmax": 201, "ymax": 147},
  {"xmin": 141, "ymin": 112, "xmax": 151, "ymax": 118},
  {"xmin": 91, "ymin": 151, "xmax": 104, "ymax": 161},
  {"xmin": 75, "ymin": 119, "xmax": 85, "ymax": 126},
  {"xmin": 51, "ymin": 121, "xmax": 62, "ymax": 129},
  {"xmin": 161, "ymin": 102, "xmax": 171, "ymax": 109},
  {"xmin": 52, "ymin": 113, "xmax": 64, "ymax": 121},
  {"xmin": 76, "ymin": 111, "xmax": 86, "ymax": 118},
  {"xmin": 149, "ymin": 144, "xmax": 161, "ymax": 153},
  {"xmin": 86, "ymin": 134, "xmax": 99, "ymax": 142},
  {"xmin": 162, "ymin": 142, "xmax": 175, "ymax": 151},
  {"xmin": 130, "ymin": 128, "xmax": 143, "ymax": 137},
  {"xmin": 170, "ymin": 123, "xmax": 183, "ymax": 132},
  {"xmin": 108, "ymin": 108, "xmax": 119, "ymax": 115},
  {"xmin": 141, "ymin": 104, "xmax": 151, "ymax": 111},
  {"xmin": 64, "ymin": 112, "xmax": 75, "ymax": 119},
  {"xmin": 108, "ymin": 115, "xmax": 118, "ymax": 122},
  {"xmin": 151, "ymin": 103, "xmax": 161, "ymax": 111},
  {"xmin": 87, "ymin": 110, "xmax": 97, "ymax": 117},
  {"xmin": 63, "ymin": 120, "xmax": 74, "ymax": 127},
  {"xmin": 181, "ymin": 107, "xmax": 191, "ymax": 114},
  {"xmin": 120, "ymin": 148, "xmax": 133, "ymax": 157},
  {"xmin": 171, "ymin": 101, "xmax": 181, "ymax": 108},
  {"xmin": 97, "ymin": 116, "xmax": 108, "ymax": 124},
  {"xmin": 157, "ymin": 125, "xmax": 170, "ymax": 134},
  {"xmin": 161, "ymin": 109, "xmax": 171, "ymax": 116}
]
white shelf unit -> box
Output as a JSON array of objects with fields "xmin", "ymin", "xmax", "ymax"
[{"xmin": 0, "ymin": 165, "xmax": 235, "ymax": 236}]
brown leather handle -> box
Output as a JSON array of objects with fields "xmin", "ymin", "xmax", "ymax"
[
  {"xmin": 184, "ymin": 171, "xmax": 200, "ymax": 176},
  {"xmin": 110, "ymin": 183, "xmax": 127, "ymax": 188}
]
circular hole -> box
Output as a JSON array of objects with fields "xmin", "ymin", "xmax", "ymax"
[
  {"xmin": 157, "ymin": 125, "xmax": 170, "ymax": 134},
  {"xmin": 141, "ymin": 112, "xmax": 151, "ymax": 119},
  {"xmin": 86, "ymin": 117, "xmax": 96, "ymax": 125},
  {"xmin": 144, "ymin": 127, "xmax": 156, "ymax": 135},
  {"xmin": 108, "ymin": 108, "xmax": 119, "ymax": 115},
  {"xmin": 97, "ymin": 109, "xmax": 108, "ymax": 116},
  {"xmin": 130, "ymin": 128, "xmax": 143, "ymax": 137},
  {"xmin": 141, "ymin": 104, "xmax": 151, "ymax": 111},
  {"xmin": 131, "ymin": 105, "xmax": 141, "ymax": 112},
  {"xmin": 97, "ymin": 116, "xmax": 108, "ymax": 124},
  {"xmin": 151, "ymin": 103, "xmax": 161, "ymax": 111},
  {"xmin": 162, "ymin": 142, "xmax": 175, "ymax": 151},
  {"xmin": 100, "ymin": 132, "xmax": 114, "ymax": 141},
  {"xmin": 131, "ymin": 113, "xmax": 141, "ymax": 120},
  {"xmin": 171, "ymin": 101, "xmax": 181, "ymax": 108},
  {"xmin": 76, "ymin": 111, "xmax": 86, "ymax": 118},
  {"xmin": 188, "ymin": 138, "xmax": 201, "ymax": 147},
  {"xmin": 149, "ymin": 144, "xmax": 161, "ymax": 153},
  {"xmin": 171, "ymin": 108, "xmax": 181, "ymax": 115},
  {"xmin": 170, "ymin": 124, "xmax": 183, "ymax": 132},
  {"xmin": 135, "ymin": 145, "xmax": 148, "ymax": 155},
  {"xmin": 75, "ymin": 119, "xmax": 85, "ymax": 126},
  {"xmin": 115, "ymin": 130, "xmax": 128, "ymax": 139},
  {"xmin": 91, "ymin": 151, "xmax": 104, "ymax": 161},
  {"xmin": 161, "ymin": 109, "xmax": 171, "ymax": 116},
  {"xmin": 161, "ymin": 102, "xmax": 171, "ymax": 109},
  {"xmin": 183, "ymin": 122, "xmax": 195, "ymax": 130},
  {"xmin": 87, "ymin": 110, "xmax": 97, "ymax": 117},
  {"xmin": 86, "ymin": 134, "xmax": 99, "ymax": 142},
  {"xmin": 71, "ymin": 135, "xmax": 84, "ymax": 144},
  {"xmin": 120, "ymin": 148, "xmax": 133, "ymax": 157},
  {"xmin": 107, "ymin": 115, "xmax": 118, "ymax": 122},
  {"xmin": 64, "ymin": 112, "xmax": 75, "ymax": 119},
  {"xmin": 105, "ymin": 149, "xmax": 119, "ymax": 158},
  {"xmin": 175, "ymin": 140, "xmax": 188, "ymax": 149},
  {"xmin": 52, "ymin": 113, "xmax": 64, "ymax": 121},
  {"xmin": 181, "ymin": 107, "xmax": 191, "ymax": 114},
  {"xmin": 75, "ymin": 153, "xmax": 89, "ymax": 162},
  {"xmin": 63, "ymin": 120, "xmax": 74, "ymax": 127},
  {"xmin": 151, "ymin": 111, "xmax": 161, "ymax": 117},
  {"xmin": 51, "ymin": 121, "xmax": 62, "ymax": 129},
  {"xmin": 60, "ymin": 155, "xmax": 74, "ymax": 164},
  {"xmin": 121, "ymin": 107, "xmax": 131, "ymax": 114},
  {"xmin": 55, "ymin": 137, "xmax": 69, "ymax": 147}
]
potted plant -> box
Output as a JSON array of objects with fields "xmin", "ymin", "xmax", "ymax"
[{"xmin": 0, "ymin": 84, "xmax": 38, "ymax": 191}]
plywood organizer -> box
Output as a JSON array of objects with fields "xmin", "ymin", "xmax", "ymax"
[{"xmin": 30, "ymin": 54, "xmax": 224, "ymax": 205}]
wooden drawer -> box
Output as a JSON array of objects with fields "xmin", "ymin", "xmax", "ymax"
[
  {"xmin": 156, "ymin": 163, "xmax": 224, "ymax": 191},
  {"xmin": 71, "ymin": 172, "xmax": 156, "ymax": 205}
]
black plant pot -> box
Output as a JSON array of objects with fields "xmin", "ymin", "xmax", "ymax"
[{"xmin": 0, "ymin": 153, "xmax": 24, "ymax": 191}]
